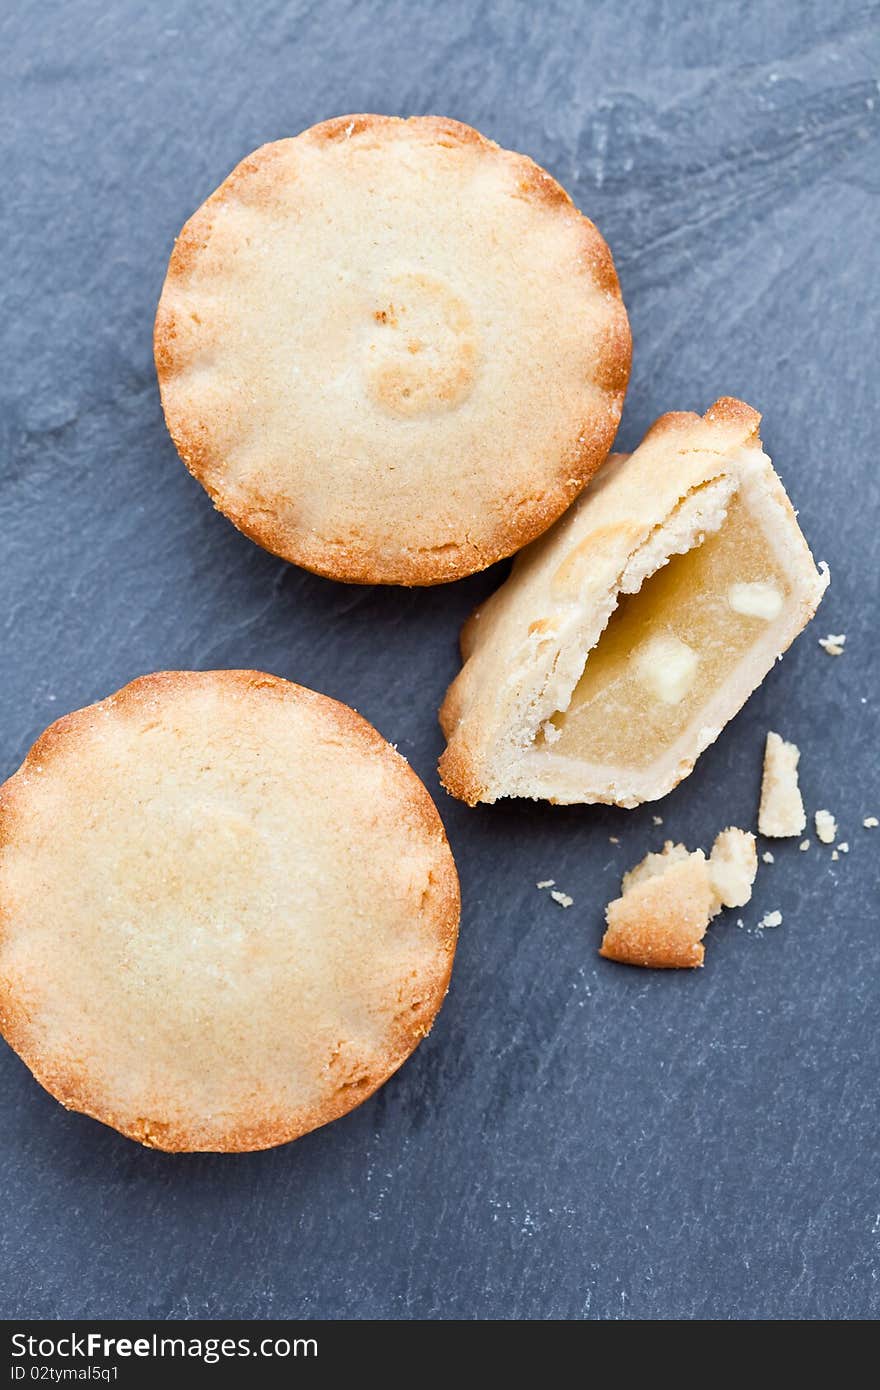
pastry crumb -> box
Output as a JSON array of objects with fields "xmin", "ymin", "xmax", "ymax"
[
  {"xmin": 758, "ymin": 731, "xmax": 805, "ymax": 837},
  {"xmin": 652, "ymin": 815, "xmax": 663, "ymax": 826},
  {"xmin": 831, "ymin": 849, "xmax": 839, "ymax": 861},
  {"xmin": 536, "ymin": 879, "xmax": 555, "ymax": 889},
  {"xmin": 837, "ymin": 841, "xmax": 849, "ymax": 854},
  {"xmin": 815, "ymin": 809, "xmax": 837, "ymax": 844},
  {"xmin": 600, "ymin": 827, "xmax": 756, "ymax": 970},
  {"xmin": 818, "ymin": 633, "xmax": 846, "ymax": 656},
  {"xmin": 762, "ymin": 850, "xmax": 775, "ymax": 864},
  {"xmin": 601, "ymin": 845, "xmax": 713, "ymax": 969},
  {"xmin": 758, "ymin": 910, "xmax": 782, "ymax": 929},
  {"xmin": 608, "ymin": 836, "xmax": 619, "ymax": 845},
  {"xmin": 710, "ymin": 828, "xmax": 758, "ymax": 909},
  {"xmin": 799, "ymin": 839, "xmax": 810, "ymax": 851},
  {"xmin": 863, "ymin": 816, "xmax": 878, "ymax": 829},
  {"xmin": 550, "ymin": 889, "xmax": 573, "ymax": 908}
]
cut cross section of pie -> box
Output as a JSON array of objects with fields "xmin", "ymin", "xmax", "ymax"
[{"xmin": 439, "ymin": 398, "xmax": 828, "ymax": 807}]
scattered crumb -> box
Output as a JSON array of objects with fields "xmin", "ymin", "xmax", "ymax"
[
  {"xmin": 759, "ymin": 731, "xmax": 806, "ymax": 837},
  {"xmin": 536, "ymin": 879, "xmax": 555, "ymax": 889},
  {"xmin": 863, "ymin": 817, "xmax": 878, "ymax": 829},
  {"xmin": 736, "ymin": 918, "xmax": 744, "ymax": 929},
  {"xmin": 831, "ymin": 850, "xmax": 839, "ymax": 861},
  {"xmin": 608, "ymin": 836, "xmax": 619, "ymax": 845},
  {"xmin": 652, "ymin": 815, "xmax": 663, "ymax": 826},
  {"xmin": 838, "ymin": 842, "xmax": 850, "ymax": 854},
  {"xmin": 601, "ymin": 828, "xmax": 757, "ymax": 970},
  {"xmin": 815, "ymin": 809, "xmax": 838, "ymax": 844},
  {"xmin": 799, "ymin": 840, "xmax": 810, "ymax": 851},
  {"xmin": 758, "ymin": 910, "xmax": 782, "ymax": 929},
  {"xmin": 818, "ymin": 633, "xmax": 846, "ymax": 656},
  {"xmin": 550, "ymin": 890, "xmax": 573, "ymax": 908},
  {"xmin": 709, "ymin": 828, "xmax": 758, "ymax": 908},
  {"xmin": 762, "ymin": 850, "xmax": 775, "ymax": 864},
  {"xmin": 601, "ymin": 845, "xmax": 714, "ymax": 969}
]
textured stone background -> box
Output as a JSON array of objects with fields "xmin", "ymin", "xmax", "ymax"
[{"xmin": 2, "ymin": 0, "xmax": 878, "ymax": 1320}]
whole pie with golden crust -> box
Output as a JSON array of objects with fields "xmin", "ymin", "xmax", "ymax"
[
  {"xmin": 155, "ymin": 115, "xmax": 630, "ymax": 585},
  {"xmin": 0, "ymin": 671, "xmax": 459, "ymax": 1151}
]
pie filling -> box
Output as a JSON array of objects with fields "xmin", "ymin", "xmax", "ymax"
[{"xmin": 541, "ymin": 492, "xmax": 789, "ymax": 771}]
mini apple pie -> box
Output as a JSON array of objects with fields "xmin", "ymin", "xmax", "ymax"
[{"xmin": 439, "ymin": 399, "xmax": 828, "ymax": 807}]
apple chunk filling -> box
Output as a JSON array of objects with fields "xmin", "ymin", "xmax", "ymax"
[{"xmin": 543, "ymin": 492, "xmax": 789, "ymax": 770}]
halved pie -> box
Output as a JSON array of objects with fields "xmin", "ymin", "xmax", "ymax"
[{"xmin": 439, "ymin": 399, "xmax": 828, "ymax": 807}]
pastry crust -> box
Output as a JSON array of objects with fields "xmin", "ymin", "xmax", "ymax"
[
  {"xmin": 601, "ymin": 848, "xmax": 715, "ymax": 969},
  {"xmin": 439, "ymin": 398, "xmax": 828, "ymax": 806},
  {"xmin": 155, "ymin": 114, "xmax": 630, "ymax": 586},
  {"xmin": 600, "ymin": 828, "xmax": 757, "ymax": 969},
  {"xmin": 815, "ymin": 808, "xmax": 837, "ymax": 844},
  {"xmin": 709, "ymin": 827, "xmax": 758, "ymax": 909},
  {"xmin": 0, "ymin": 671, "xmax": 459, "ymax": 1152},
  {"xmin": 758, "ymin": 731, "xmax": 806, "ymax": 837}
]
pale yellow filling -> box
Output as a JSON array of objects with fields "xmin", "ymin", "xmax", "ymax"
[{"xmin": 544, "ymin": 493, "xmax": 789, "ymax": 770}]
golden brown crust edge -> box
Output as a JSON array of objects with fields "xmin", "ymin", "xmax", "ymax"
[
  {"xmin": 0, "ymin": 671, "xmax": 460, "ymax": 1153},
  {"xmin": 639, "ymin": 396, "xmax": 762, "ymax": 449},
  {"xmin": 599, "ymin": 856, "xmax": 714, "ymax": 969},
  {"xmin": 154, "ymin": 114, "xmax": 631, "ymax": 587},
  {"xmin": 437, "ymin": 735, "xmax": 488, "ymax": 809}
]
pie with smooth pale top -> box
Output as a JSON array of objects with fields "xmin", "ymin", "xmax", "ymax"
[
  {"xmin": 439, "ymin": 398, "xmax": 829, "ymax": 807},
  {"xmin": 0, "ymin": 671, "xmax": 459, "ymax": 1152},
  {"xmin": 154, "ymin": 114, "xmax": 631, "ymax": 586}
]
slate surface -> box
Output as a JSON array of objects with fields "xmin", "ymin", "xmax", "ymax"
[{"xmin": 1, "ymin": 0, "xmax": 878, "ymax": 1322}]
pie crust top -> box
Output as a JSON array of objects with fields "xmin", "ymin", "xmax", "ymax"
[
  {"xmin": 155, "ymin": 115, "xmax": 631, "ymax": 585},
  {"xmin": 0, "ymin": 671, "xmax": 459, "ymax": 1151}
]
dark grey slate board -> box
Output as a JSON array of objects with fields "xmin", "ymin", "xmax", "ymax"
[{"xmin": 2, "ymin": 0, "xmax": 878, "ymax": 1321}]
